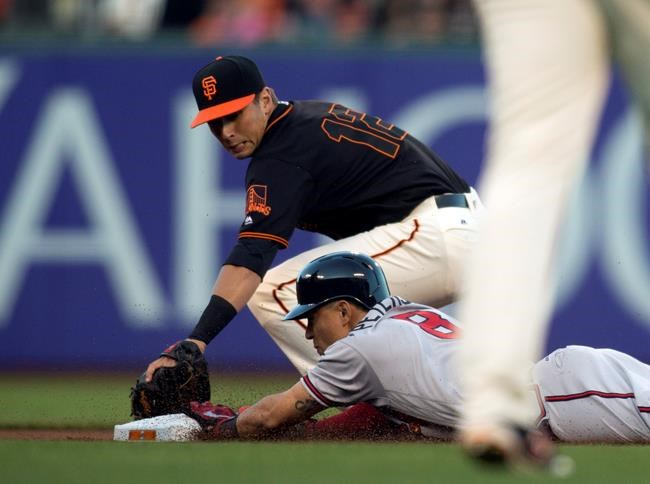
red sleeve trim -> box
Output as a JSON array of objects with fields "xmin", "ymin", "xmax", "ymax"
[
  {"xmin": 545, "ymin": 390, "xmax": 635, "ymax": 402},
  {"xmin": 239, "ymin": 231, "xmax": 289, "ymax": 248},
  {"xmin": 301, "ymin": 374, "xmax": 337, "ymax": 407}
]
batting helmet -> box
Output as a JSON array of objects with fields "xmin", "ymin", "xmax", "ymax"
[{"xmin": 283, "ymin": 251, "xmax": 390, "ymax": 321}]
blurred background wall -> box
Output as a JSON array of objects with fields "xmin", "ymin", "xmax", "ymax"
[{"xmin": 1, "ymin": 0, "xmax": 648, "ymax": 371}]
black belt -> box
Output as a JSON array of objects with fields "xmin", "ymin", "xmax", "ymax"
[{"xmin": 435, "ymin": 193, "xmax": 469, "ymax": 209}]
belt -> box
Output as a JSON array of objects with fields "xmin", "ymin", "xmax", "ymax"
[{"xmin": 434, "ymin": 193, "xmax": 469, "ymax": 209}]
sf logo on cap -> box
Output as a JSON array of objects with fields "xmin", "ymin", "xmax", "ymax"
[{"xmin": 202, "ymin": 76, "xmax": 217, "ymax": 100}]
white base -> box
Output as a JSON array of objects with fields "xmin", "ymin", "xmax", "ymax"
[{"xmin": 113, "ymin": 413, "xmax": 202, "ymax": 442}]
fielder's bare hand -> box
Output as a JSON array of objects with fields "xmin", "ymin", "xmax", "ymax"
[{"xmin": 144, "ymin": 338, "xmax": 207, "ymax": 383}]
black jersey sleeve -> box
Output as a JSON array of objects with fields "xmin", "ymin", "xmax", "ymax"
[
  {"xmin": 240, "ymin": 158, "xmax": 315, "ymax": 246},
  {"xmin": 223, "ymin": 158, "xmax": 314, "ymax": 276}
]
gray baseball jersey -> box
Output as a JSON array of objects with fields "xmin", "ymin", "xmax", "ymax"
[
  {"xmin": 302, "ymin": 298, "xmax": 650, "ymax": 442},
  {"xmin": 302, "ymin": 297, "xmax": 463, "ymax": 437}
]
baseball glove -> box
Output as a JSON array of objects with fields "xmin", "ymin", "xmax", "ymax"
[{"xmin": 130, "ymin": 340, "xmax": 211, "ymax": 420}]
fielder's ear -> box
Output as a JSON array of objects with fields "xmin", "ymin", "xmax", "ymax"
[{"xmin": 260, "ymin": 87, "xmax": 274, "ymax": 116}]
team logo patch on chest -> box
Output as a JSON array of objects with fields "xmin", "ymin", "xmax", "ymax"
[{"xmin": 246, "ymin": 185, "xmax": 272, "ymax": 216}]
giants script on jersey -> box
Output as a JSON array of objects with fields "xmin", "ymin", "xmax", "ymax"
[{"xmin": 246, "ymin": 185, "xmax": 272, "ymax": 216}]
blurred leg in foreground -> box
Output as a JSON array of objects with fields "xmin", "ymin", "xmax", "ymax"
[{"xmin": 458, "ymin": 0, "xmax": 650, "ymax": 466}]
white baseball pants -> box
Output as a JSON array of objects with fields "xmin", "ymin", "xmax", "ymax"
[
  {"xmin": 534, "ymin": 346, "xmax": 650, "ymax": 443},
  {"xmin": 248, "ymin": 190, "xmax": 483, "ymax": 375},
  {"xmin": 459, "ymin": 0, "xmax": 650, "ymax": 430}
]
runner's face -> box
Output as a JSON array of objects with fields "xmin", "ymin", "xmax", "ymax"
[
  {"xmin": 305, "ymin": 301, "xmax": 349, "ymax": 356},
  {"xmin": 209, "ymin": 91, "xmax": 272, "ymax": 159}
]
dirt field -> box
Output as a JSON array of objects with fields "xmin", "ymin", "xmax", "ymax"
[{"xmin": 0, "ymin": 428, "xmax": 113, "ymax": 441}]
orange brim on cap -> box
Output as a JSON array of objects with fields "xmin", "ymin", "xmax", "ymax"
[{"xmin": 190, "ymin": 93, "xmax": 256, "ymax": 128}]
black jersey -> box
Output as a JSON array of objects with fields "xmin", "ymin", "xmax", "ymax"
[{"xmin": 225, "ymin": 100, "xmax": 470, "ymax": 277}]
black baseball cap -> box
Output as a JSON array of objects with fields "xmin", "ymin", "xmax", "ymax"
[{"xmin": 190, "ymin": 56, "xmax": 265, "ymax": 128}]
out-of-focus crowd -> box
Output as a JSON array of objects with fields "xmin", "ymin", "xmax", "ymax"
[{"xmin": 0, "ymin": 0, "xmax": 478, "ymax": 46}]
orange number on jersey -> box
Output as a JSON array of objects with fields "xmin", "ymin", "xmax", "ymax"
[
  {"xmin": 320, "ymin": 104, "xmax": 407, "ymax": 159},
  {"xmin": 393, "ymin": 310, "xmax": 461, "ymax": 339}
]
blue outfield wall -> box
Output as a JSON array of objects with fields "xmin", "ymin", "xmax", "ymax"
[{"xmin": 0, "ymin": 48, "xmax": 648, "ymax": 371}]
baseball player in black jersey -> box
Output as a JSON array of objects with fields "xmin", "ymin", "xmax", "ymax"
[{"xmin": 144, "ymin": 55, "xmax": 483, "ymax": 380}]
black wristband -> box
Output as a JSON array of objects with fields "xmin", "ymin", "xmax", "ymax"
[{"xmin": 188, "ymin": 295, "xmax": 237, "ymax": 344}]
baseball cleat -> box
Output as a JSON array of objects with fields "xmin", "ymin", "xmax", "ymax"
[{"xmin": 459, "ymin": 424, "xmax": 574, "ymax": 476}]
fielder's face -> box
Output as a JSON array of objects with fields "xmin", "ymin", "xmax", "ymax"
[
  {"xmin": 208, "ymin": 89, "xmax": 274, "ymax": 159},
  {"xmin": 305, "ymin": 300, "xmax": 352, "ymax": 356}
]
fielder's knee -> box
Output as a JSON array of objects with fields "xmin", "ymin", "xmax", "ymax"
[
  {"xmin": 248, "ymin": 274, "xmax": 292, "ymax": 331},
  {"xmin": 247, "ymin": 284, "xmax": 271, "ymax": 328}
]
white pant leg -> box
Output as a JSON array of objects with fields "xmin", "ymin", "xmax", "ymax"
[
  {"xmin": 534, "ymin": 346, "xmax": 650, "ymax": 443},
  {"xmin": 458, "ymin": 0, "xmax": 609, "ymax": 429},
  {"xmin": 248, "ymin": 193, "xmax": 481, "ymax": 375}
]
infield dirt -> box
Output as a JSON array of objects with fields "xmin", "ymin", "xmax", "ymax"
[{"xmin": 0, "ymin": 428, "xmax": 112, "ymax": 441}]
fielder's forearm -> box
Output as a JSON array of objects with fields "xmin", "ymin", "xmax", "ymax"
[
  {"xmin": 188, "ymin": 265, "xmax": 261, "ymax": 344},
  {"xmin": 212, "ymin": 264, "xmax": 262, "ymax": 311}
]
